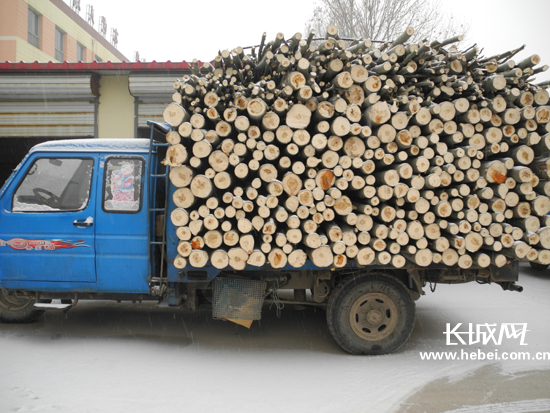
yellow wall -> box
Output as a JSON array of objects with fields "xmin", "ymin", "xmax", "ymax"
[
  {"xmin": 15, "ymin": 37, "xmax": 52, "ymax": 62},
  {"xmin": 98, "ymin": 76, "xmax": 135, "ymax": 139}
]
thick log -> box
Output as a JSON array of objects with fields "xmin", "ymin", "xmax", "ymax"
[
  {"xmin": 202, "ymin": 230, "xmax": 222, "ymax": 249},
  {"xmin": 510, "ymin": 145, "xmax": 535, "ymax": 165},
  {"xmin": 243, "ymin": 250, "xmax": 264, "ymax": 267},
  {"xmin": 267, "ymin": 248, "xmax": 287, "ymax": 268},
  {"xmin": 171, "ymin": 208, "xmax": 189, "ymax": 227},
  {"xmin": 223, "ymin": 230, "xmax": 239, "ymax": 247},
  {"xmin": 286, "ymin": 103, "xmax": 312, "ymax": 129},
  {"xmin": 308, "ymin": 245, "xmax": 333, "ymax": 267},
  {"xmin": 173, "ymin": 255, "xmax": 188, "ymax": 269},
  {"xmin": 188, "ymin": 250, "xmax": 209, "ymax": 268},
  {"xmin": 480, "ymin": 161, "xmax": 507, "ymax": 184},
  {"xmin": 170, "ymin": 165, "xmax": 194, "ymax": 188},
  {"xmin": 163, "ymin": 103, "xmax": 189, "ymax": 127},
  {"xmin": 228, "ymin": 248, "xmax": 248, "ymax": 270},
  {"xmin": 162, "ymin": 144, "xmax": 188, "ymax": 167},
  {"xmin": 288, "ymin": 250, "xmax": 307, "ymax": 268},
  {"xmin": 364, "ymin": 102, "xmax": 391, "ymax": 125},
  {"xmin": 403, "ymin": 249, "xmax": 432, "ymax": 267},
  {"xmin": 247, "ymin": 98, "xmax": 267, "ymax": 120}
]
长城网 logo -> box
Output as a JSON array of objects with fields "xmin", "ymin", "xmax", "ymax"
[{"xmin": 444, "ymin": 323, "xmax": 529, "ymax": 346}]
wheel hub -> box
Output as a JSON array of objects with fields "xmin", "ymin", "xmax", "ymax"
[
  {"xmin": 366, "ymin": 309, "xmax": 382, "ymax": 325},
  {"xmin": 349, "ymin": 292, "xmax": 398, "ymax": 341}
]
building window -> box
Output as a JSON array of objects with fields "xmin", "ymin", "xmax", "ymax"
[
  {"xmin": 55, "ymin": 27, "xmax": 65, "ymax": 61},
  {"xmin": 28, "ymin": 9, "xmax": 40, "ymax": 48},
  {"xmin": 77, "ymin": 43, "xmax": 85, "ymax": 61}
]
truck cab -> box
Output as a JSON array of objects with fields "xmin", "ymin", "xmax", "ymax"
[{"xmin": 0, "ymin": 139, "xmax": 163, "ymax": 303}]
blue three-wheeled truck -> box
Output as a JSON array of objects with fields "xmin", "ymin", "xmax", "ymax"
[{"xmin": 0, "ymin": 122, "xmax": 523, "ymax": 355}]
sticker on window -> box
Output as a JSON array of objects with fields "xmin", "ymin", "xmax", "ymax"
[{"xmin": 104, "ymin": 158, "xmax": 143, "ymax": 212}]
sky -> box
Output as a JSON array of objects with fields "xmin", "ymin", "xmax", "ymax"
[{"xmin": 71, "ymin": 0, "xmax": 550, "ymax": 83}]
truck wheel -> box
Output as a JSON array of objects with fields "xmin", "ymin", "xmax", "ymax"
[
  {"xmin": 0, "ymin": 289, "xmax": 44, "ymax": 324},
  {"xmin": 529, "ymin": 262, "xmax": 549, "ymax": 272},
  {"xmin": 326, "ymin": 273, "xmax": 415, "ymax": 355}
]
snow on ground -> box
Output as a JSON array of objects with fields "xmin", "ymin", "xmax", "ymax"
[{"xmin": 1, "ymin": 263, "xmax": 549, "ymax": 413}]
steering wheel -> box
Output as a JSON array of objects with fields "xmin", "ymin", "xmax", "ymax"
[{"xmin": 33, "ymin": 188, "xmax": 61, "ymax": 208}]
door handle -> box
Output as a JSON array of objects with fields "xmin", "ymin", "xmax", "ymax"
[{"xmin": 73, "ymin": 217, "xmax": 94, "ymax": 227}]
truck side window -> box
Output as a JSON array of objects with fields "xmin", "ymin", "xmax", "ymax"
[
  {"xmin": 103, "ymin": 157, "xmax": 144, "ymax": 213},
  {"xmin": 12, "ymin": 158, "xmax": 94, "ymax": 212}
]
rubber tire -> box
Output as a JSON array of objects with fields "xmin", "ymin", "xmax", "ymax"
[
  {"xmin": 529, "ymin": 262, "xmax": 550, "ymax": 272},
  {"xmin": 327, "ymin": 273, "xmax": 415, "ymax": 355},
  {"xmin": 0, "ymin": 289, "xmax": 44, "ymax": 324}
]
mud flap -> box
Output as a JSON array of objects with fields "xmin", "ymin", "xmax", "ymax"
[{"xmin": 212, "ymin": 278, "xmax": 267, "ymax": 328}]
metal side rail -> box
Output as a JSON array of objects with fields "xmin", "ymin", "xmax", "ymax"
[{"xmin": 147, "ymin": 121, "xmax": 171, "ymax": 297}]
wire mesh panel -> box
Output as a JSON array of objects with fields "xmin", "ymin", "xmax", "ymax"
[{"xmin": 212, "ymin": 277, "xmax": 267, "ymax": 321}]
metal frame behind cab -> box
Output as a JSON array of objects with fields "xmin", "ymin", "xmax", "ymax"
[{"xmin": 147, "ymin": 121, "xmax": 170, "ymax": 296}]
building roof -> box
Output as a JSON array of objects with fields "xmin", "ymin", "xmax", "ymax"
[{"xmin": 0, "ymin": 61, "xmax": 192, "ymax": 74}]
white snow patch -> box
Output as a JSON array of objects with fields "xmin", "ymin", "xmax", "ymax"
[
  {"xmin": 0, "ymin": 264, "xmax": 548, "ymax": 413},
  {"xmin": 104, "ymin": 199, "xmax": 140, "ymax": 211},
  {"xmin": 30, "ymin": 139, "xmax": 152, "ymax": 154},
  {"xmin": 12, "ymin": 200, "xmax": 60, "ymax": 212}
]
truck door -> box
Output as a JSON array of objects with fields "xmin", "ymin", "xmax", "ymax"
[
  {"xmin": 0, "ymin": 155, "xmax": 97, "ymax": 283},
  {"xmin": 94, "ymin": 156, "xmax": 149, "ymax": 293}
]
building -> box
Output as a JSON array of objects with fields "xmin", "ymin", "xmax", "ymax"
[
  {"xmin": 0, "ymin": 0, "xmax": 127, "ymax": 63},
  {"xmin": 0, "ymin": 61, "xmax": 192, "ymax": 184},
  {"xmin": 0, "ymin": 1, "xmax": 191, "ymax": 185}
]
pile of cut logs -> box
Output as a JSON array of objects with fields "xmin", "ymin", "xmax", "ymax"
[{"xmin": 162, "ymin": 26, "xmax": 550, "ymax": 271}]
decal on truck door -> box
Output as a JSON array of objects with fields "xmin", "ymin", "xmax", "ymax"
[
  {"xmin": 0, "ymin": 238, "xmax": 89, "ymax": 251},
  {"xmin": 0, "ymin": 155, "xmax": 97, "ymax": 283},
  {"xmin": 111, "ymin": 162, "xmax": 135, "ymax": 202},
  {"xmin": 103, "ymin": 158, "xmax": 144, "ymax": 213}
]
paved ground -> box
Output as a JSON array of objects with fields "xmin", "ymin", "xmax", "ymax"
[
  {"xmin": 0, "ymin": 263, "xmax": 549, "ymax": 413},
  {"xmin": 396, "ymin": 263, "xmax": 550, "ymax": 413},
  {"xmin": 399, "ymin": 366, "xmax": 550, "ymax": 413}
]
